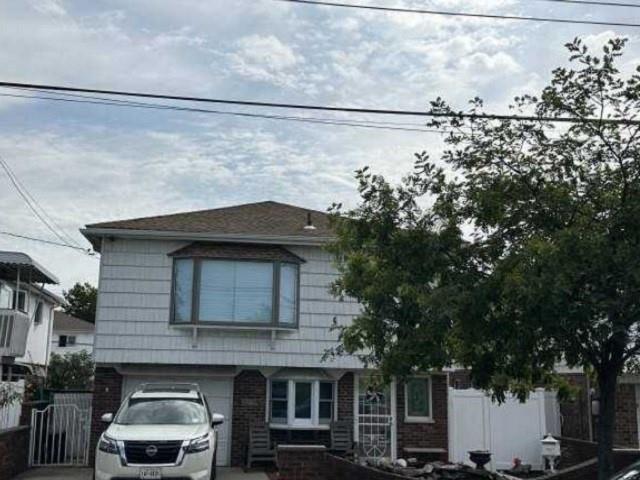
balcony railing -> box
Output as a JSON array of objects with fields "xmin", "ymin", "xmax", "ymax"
[{"xmin": 0, "ymin": 309, "xmax": 29, "ymax": 358}]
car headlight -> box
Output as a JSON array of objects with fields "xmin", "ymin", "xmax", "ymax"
[
  {"xmin": 184, "ymin": 433, "xmax": 210, "ymax": 454},
  {"xmin": 98, "ymin": 434, "xmax": 119, "ymax": 454}
]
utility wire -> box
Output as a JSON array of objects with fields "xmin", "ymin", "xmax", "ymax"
[
  {"xmin": 1, "ymin": 81, "xmax": 639, "ymax": 126},
  {"xmin": 0, "ymin": 230, "xmax": 95, "ymax": 254},
  {"xmin": 0, "ymin": 156, "xmax": 83, "ymax": 249},
  {"xmin": 0, "ymin": 91, "xmax": 444, "ymax": 134},
  {"xmin": 8, "ymin": 86, "xmax": 428, "ymax": 128},
  {"xmin": 529, "ymin": 0, "xmax": 640, "ymax": 8},
  {"xmin": 0, "ymin": 155, "xmax": 83, "ymax": 248},
  {"xmin": 275, "ymin": 0, "xmax": 640, "ymax": 28}
]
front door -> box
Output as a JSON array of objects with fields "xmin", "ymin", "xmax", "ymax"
[{"xmin": 356, "ymin": 375, "xmax": 396, "ymax": 460}]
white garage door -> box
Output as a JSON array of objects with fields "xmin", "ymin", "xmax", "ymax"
[{"xmin": 122, "ymin": 375, "xmax": 233, "ymax": 466}]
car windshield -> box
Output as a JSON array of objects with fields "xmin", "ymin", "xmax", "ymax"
[
  {"xmin": 116, "ymin": 398, "xmax": 208, "ymax": 425},
  {"xmin": 611, "ymin": 466, "xmax": 640, "ymax": 480}
]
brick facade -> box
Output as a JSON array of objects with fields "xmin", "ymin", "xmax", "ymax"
[
  {"xmin": 395, "ymin": 374, "xmax": 448, "ymax": 461},
  {"xmin": 338, "ymin": 372, "xmax": 354, "ymax": 423},
  {"xmin": 614, "ymin": 383, "xmax": 638, "ymax": 448},
  {"xmin": 277, "ymin": 445, "xmax": 327, "ymax": 480},
  {"xmin": 90, "ymin": 366, "xmax": 123, "ymax": 465},
  {"xmin": 230, "ymin": 369, "xmax": 267, "ymax": 466},
  {"xmin": 0, "ymin": 426, "xmax": 30, "ymax": 479},
  {"xmin": 558, "ymin": 373, "xmax": 592, "ymax": 441}
]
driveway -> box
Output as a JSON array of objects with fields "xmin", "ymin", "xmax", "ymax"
[{"xmin": 13, "ymin": 467, "xmax": 269, "ymax": 480}]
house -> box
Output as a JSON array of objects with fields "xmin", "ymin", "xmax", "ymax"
[
  {"xmin": 0, "ymin": 251, "xmax": 62, "ymax": 380},
  {"xmin": 51, "ymin": 311, "xmax": 94, "ymax": 357},
  {"xmin": 82, "ymin": 201, "xmax": 449, "ymax": 467}
]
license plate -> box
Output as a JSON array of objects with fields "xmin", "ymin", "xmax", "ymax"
[{"xmin": 139, "ymin": 467, "xmax": 162, "ymax": 480}]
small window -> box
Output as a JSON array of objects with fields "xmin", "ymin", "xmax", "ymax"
[
  {"xmin": 34, "ymin": 302, "xmax": 43, "ymax": 324},
  {"xmin": 294, "ymin": 382, "xmax": 312, "ymax": 423},
  {"xmin": 270, "ymin": 380, "xmax": 288, "ymax": 424},
  {"xmin": 58, "ymin": 335, "xmax": 67, "ymax": 347},
  {"xmin": 0, "ymin": 283, "xmax": 13, "ymax": 309},
  {"xmin": 319, "ymin": 382, "xmax": 334, "ymax": 424},
  {"xmin": 67, "ymin": 336, "xmax": 76, "ymax": 346},
  {"xmin": 405, "ymin": 377, "xmax": 432, "ymax": 422},
  {"xmin": 12, "ymin": 291, "xmax": 26, "ymax": 313}
]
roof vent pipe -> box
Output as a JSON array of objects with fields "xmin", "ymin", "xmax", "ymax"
[{"xmin": 304, "ymin": 212, "xmax": 317, "ymax": 231}]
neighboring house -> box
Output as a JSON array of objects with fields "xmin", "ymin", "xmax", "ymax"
[
  {"xmin": 51, "ymin": 311, "xmax": 94, "ymax": 357},
  {"xmin": 0, "ymin": 251, "xmax": 62, "ymax": 379},
  {"xmin": 83, "ymin": 201, "xmax": 449, "ymax": 467}
]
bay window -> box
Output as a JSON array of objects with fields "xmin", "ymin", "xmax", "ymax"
[
  {"xmin": 269, "ymin": 379, "xmax": 335, "ymax": 428},
  {"xmin": 171, "ymin": 257, "xmax": 299, "ymax": 327}
]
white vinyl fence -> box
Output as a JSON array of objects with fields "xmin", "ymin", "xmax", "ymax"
[
  {"xmin": 0, "ymin": 380, "xmax": 24, "ymax": 430},
  {"xmin": 448, "ymin": 387, "xmax": 561, "ymax": 471}
]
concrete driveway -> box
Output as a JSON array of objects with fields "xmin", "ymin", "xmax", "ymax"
[{"xmin": 13, "ymin": 467, "xmax": 269, "ymax": 480}]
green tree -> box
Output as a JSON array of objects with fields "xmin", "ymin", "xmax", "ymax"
[
  {"xmin": 329, "ymin": 38, "xmax": 640, "ymax": 479},
  {"xmin": 47, "ymin": 351, "xmax": 94, "ymax": 390},
  {"xmin": 62, "ymin": 282, "xmax": 97, "ymax": 323}
]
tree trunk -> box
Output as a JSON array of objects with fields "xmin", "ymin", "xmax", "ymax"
[{"xmin": 597, "ymin": 369, "xmax": 618, "ymax": 480}]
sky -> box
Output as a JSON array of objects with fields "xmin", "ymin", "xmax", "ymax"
[{"xmin": 0, "ymin": 0, "xmax": 638, "ymax": 294}]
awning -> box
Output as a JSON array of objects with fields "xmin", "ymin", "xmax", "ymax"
[{"xmin": 0, "ymin": 251, "xmax": 59, "ymax": 284}]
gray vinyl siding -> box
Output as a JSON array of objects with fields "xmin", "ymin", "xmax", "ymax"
[{"xmin": 94, "ymin": 238, "xmax": 363, "ymax": 368}]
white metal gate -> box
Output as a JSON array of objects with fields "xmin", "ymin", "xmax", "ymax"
[
  {"xmin": 357, "ymin": 377, "xmax": 394, "ymax": 460},
  {"xmin": 29, "ymin": 403, "xmax": 92, "ymax": 466}
]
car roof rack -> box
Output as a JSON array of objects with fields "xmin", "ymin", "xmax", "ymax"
[{"xmin": 137, "ymin": 383, "xmax": 201, "ymax": 394}]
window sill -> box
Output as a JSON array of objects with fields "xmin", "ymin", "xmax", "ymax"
[
  {"xmin": 269, "ymin": 423, "xmax": 331, "ymax": 430},
  {"xmin": 170, "ymin": 323, "xmax": 298, "ymax": 332},
  {"xmin": 403, "ymin": 417, "xmax": 435, "ymax": 424}
]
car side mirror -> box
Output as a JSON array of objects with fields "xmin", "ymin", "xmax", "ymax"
[
  {"xmin": 211, "ymin": 413, "xmax": 224, "ymax": 427},
  {"xmin": 101, "ymin": 413, "xmax": 114, "ymax": 424}
]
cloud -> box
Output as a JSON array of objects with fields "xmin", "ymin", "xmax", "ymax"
[{"xmin": 0, "ymin": 0, "xmax": 639, "ymax": 292}]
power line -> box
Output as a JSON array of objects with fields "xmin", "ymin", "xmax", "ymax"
[
  {"xmin": 0, "ymin": 230, "xmax": 95, "ymax": 254},
  {"xmin": 1, "ymin": 81, "xmax": 639, "ymax": 126},
  {"xmin": 275, "ymin": 0, "xmax": 640, "ymax": 28},
  {"xmin": 0, "ymin": 91, "xmax": 444, "ymax": 134},
  {"xmin": 0, "ymin": 155, "xmax": 83, "ymax": 248},
  {"xmin": 0, "ymin": 156, "xmax": 82, "ymax": 249},
  {"xmin": 529, "ymin": 0, "xmax": 640, "ymax": 8}
]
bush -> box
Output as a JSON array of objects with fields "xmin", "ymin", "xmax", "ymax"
[{"xmin": 47, "ymin": 351, "xmax": 94, "ymax": 390}]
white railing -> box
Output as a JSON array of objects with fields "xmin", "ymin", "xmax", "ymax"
[
  {"xmin": 0, "ymin": 380, "xmax": 25, "ymax": 430},
  {"xmin": 0, "ymin": 309, "xmax": 30, "ymax": 357},
  {"xmin": 29, "ymin": 403, "xmax": 92, "ymax": 467}
]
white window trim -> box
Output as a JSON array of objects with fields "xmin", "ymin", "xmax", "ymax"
[
  {"xmin": 267, "ymin": 379, "xmax": 337, "ymax": 429},
  {"xmin": 404, "ymin": 376, "xmax": 434, "ymax": 424}
]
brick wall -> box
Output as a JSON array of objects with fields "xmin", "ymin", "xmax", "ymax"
[
  {"xmin": 0, "ymin": 426, "xmax": 30, "ymax": 479},
  {"xmin": 326, "ymin": 454, "xmax": 412, "ymax": 480},
  {"xmin": 395, "ymin": 374, "xmax": 448, "ymax": 460},
  {"xmin": 231, "ymin": 369, "xmax": 267, "ymax": 467},
  {"xmin": 338, "ymin": 372, "xmax": 354, "ymax": 423},
  {"xmin": 277, "ymin": 445, "xmax": 327, "ymax": 480},
  {"xmin": 556, "ymin": 437, "xmax": 598, "ymax": 469},
  {"xmin": 614, "ymin": 383, "xmax": 638, "ymax": 448},
  {"xmin": 90, "ymin": 366, "xmax": 123, "ymax": 465},
  {"xmin": 449, "ymin": 370, "xmax": 473, "ymax": 389},
  {"xmin": 558, "ymin": 373, "xmax": 592, "ymax": 441}
]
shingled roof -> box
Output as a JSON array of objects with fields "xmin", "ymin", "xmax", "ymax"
[
  {"xmin": 84, "ymin": 201, "xmax": 333, "ymax": 239},
  {"xmin": 53, "ymin": 311, "xmax": 94, "ymax": 333}
]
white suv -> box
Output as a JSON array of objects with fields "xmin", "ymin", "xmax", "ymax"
[{"xmin": 95, "ymin": 383, "xmax": 224, "ymax": 480}]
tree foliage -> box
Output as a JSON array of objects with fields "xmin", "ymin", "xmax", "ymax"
[
  {"xmin": 328, "ymin": 38, "xmax": 640, "ymax": 479},
  {"xmin": 62, "ymin": 282, "xmax": 97, "ymax": 323},
  {"xmin": 47, "ymin": 351, "xmax": 94, "ymax": 390}
]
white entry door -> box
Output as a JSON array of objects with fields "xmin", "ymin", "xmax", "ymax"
[
  {"xmin": 122, "ymin": 375, "xmax": 233, "ymax": 466},
  {"xmin": 355, "ymin": 375, "xmax": 396, "ymax": 460}
]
